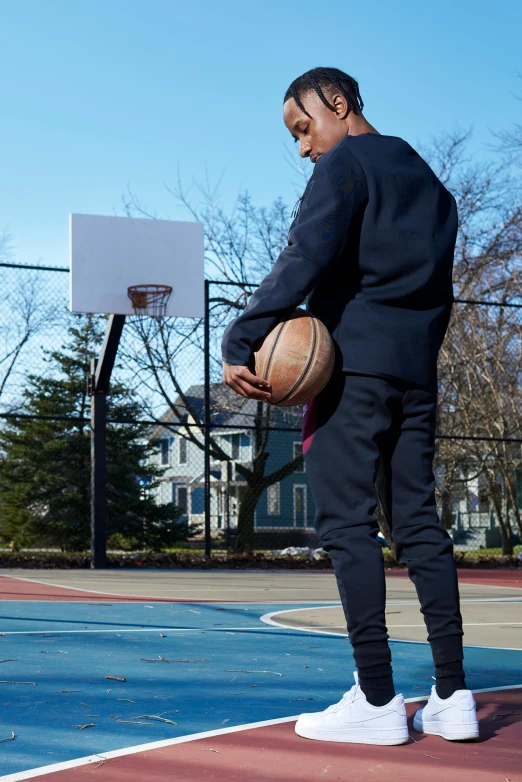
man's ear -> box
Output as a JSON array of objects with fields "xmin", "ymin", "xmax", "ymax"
[{"xmin": 332, "ymin": 94, "xmax": 350, "ymax": 120}]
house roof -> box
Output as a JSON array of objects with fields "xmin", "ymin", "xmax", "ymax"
[{"xmin": 150, "ymin": 382, "xmax": 301, "ymax": 438}]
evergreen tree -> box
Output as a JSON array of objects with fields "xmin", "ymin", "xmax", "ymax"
[{"xmin": 0, "ymin": 316, "xmax": 189, "ymax": 551}]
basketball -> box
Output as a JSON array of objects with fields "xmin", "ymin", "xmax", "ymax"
[{"xmin": 254, "ymin": 309, "xmax": 335, "ymax": 407}]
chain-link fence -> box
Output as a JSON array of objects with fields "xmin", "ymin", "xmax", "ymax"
[{"xmin": 1, "ymin": 262, "xmax": 521, "ymax": 560}]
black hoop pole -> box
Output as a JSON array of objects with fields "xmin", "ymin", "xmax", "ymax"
[
  {"xmin": 204, "ymin": 280, "xmax": 212, "ymax": 560},
  {"xmin": 88, "ymin": 314, "xmax": 126, "ymax": 569}
]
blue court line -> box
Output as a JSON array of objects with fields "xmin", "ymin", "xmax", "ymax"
[{"xmin": 0, "ymin": 600, "xmax": 521, "ymax": 777}]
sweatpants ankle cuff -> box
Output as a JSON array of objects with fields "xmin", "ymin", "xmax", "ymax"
[
  {"xmin": 352, "ymin": 641, "xmax": 392, "ymax": 670},
  {"xmin": 430, "ymin": 635, "xmax": 464, "ymax": 667}
]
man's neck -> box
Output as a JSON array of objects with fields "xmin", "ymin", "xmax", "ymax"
[{"xmin": 346, "ymin": 114, "xmax": 380, "ymax": 137}]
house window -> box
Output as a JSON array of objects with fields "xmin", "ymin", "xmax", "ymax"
[
  {"xmin": 293, "ymin": 441, "xmax": 305, "ymax": 472},
  {"xmin": 231, "ymin": 433, "xmax": 240, "ymax": 460},
  {"xmin": 179, "ymin": 437, "xmax": 188, "ymax": 465},
  {"xmin": 294, "ymin": 486, "xmax": 304, "ymax": 513},
  {"xmin": 267, "ymin": 483, "xmax": 280, "ymax": 515},
  {"xmin": 175, "ymin": 486, "xmax": 188, "ymax": 514},
  {"xmin": 159, "ymin": 439, "xmax": 169, "ymax": 465}
]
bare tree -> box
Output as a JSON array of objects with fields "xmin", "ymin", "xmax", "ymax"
[
  {"xmin": 489, "ymin": 73, "xmax": 522, "ymax": 167},
  {"xmin": 440, "ymin": 299, "xmax": 522, "ymax": 554},
  {"xmin": 121, "ymin": 184, "xmax": 304, "ymax": 551},
  {"xmin": 426, "ymin": 127, "xmax": 522, "ymax": 554},
  {"xmin": 0, "ymin": 233, "xmax": 62, "ymax": 411}
]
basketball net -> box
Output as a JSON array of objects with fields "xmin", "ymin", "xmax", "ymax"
[{"xmin": 127, "ymin": 285, "xmax": 173, "ymax": 319}]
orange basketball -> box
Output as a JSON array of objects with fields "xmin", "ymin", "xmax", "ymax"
[{"xmin": 254, "ymin": 309, "xmax": 335, "ymax": 407}]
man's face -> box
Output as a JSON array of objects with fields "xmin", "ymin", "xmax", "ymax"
[{"xmin": 283, "ymin": 90, "xmax": 348, "ymax": 164}]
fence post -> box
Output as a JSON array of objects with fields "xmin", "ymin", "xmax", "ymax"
[
  {"xmin": 204, "ymin": 279, "xmax": 212, "ymax": 560},
  {"xmin": 226, "ymin": 459, "xmax": 232, "ymax": 551},
  {"xmin": 90, "ymin": 358, "xmax": 107, "ymax": 569}
]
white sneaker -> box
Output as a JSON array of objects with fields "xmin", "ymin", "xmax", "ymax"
[
  {"xmin": 413, "ymin": 686, "xmax": 479, "ymax": 741},
  {"xmin": 294, "ymin": 672, "xmax": 409, "ymax": 745}
]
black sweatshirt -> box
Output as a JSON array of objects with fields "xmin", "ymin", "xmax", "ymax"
[{"xmin": 221, "ymin": 133, "xmax": 458, "ymax": 392}]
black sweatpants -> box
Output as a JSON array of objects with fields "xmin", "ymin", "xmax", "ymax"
[{"xmin": 302, "ymin": 369, "xmax": 464, "ymax": 673}]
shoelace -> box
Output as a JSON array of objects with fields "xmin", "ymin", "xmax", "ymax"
[{"xmin": 323, "ymin": 685, "xmax": 358, "ymax": 715}]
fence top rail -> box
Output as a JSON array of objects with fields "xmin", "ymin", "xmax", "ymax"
[
  {"xmin": 454, "ymin": 298, "xmax": 522, "ymax": 309},
  {"xmin": 0, "ymin": 261, "xmax": 69, "ymax": 273},
  {"xmin": 209, "ymin": 285, "xmax": 522, "ymax": 309}
]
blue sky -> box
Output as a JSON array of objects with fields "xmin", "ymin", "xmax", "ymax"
[{"xmin": 1, "ymin": 0, "xmax": 520, "ymax": 269}]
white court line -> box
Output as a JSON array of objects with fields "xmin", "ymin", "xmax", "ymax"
[
  {"xmin": 386, "ymin": 636, "xmax": 522, "ymax": 652},
  {"xmin": 301, "ymin": 622, "xmax": 522, "ymax": 629},
  {"xmin": 390, "ymin": 621, "xmax": 522, "ymax": 628},
  {"xmin": 3, "ymin": 619, "xmax": 522, "ymax": 637},
  {"xmin": 2, "ymin": 684, "xmax": 522, "ymax": 782},
  {"xmin": 309, "ymin": 599, "xmax": 521, "ymax": 606},
  {"xmin": 454, "ymin": 580, "xmax": 522, "ymax": 591},
  {"xmin": 0, "ymin": 626, "xmax": 280, "ymax": 636},
  {"xmin": 389, "ymin": 578, "xmax": 522, "ymax": 592},
  {"xmin": 261, "ymin": 609, "xmax": 522, "ymax": 651},
  {"xmin": 259, "ymin": 599, "xmax": 522, "ymax": 607}
]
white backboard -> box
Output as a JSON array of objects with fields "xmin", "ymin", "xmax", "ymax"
[{"xmin": 70, "ymin": 214, "xmax": 204, "ymax": 317}]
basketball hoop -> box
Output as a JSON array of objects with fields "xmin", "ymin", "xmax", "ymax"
[{"xmin": 127, "ymin": 285, "xmax": 173, "ymax": 318}]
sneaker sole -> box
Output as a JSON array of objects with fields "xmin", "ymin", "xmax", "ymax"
[
  {"xmin": 295, "ymin": 723, "xmax": 409, "ymax": 745},
  {"xmin": 413, "ymin": 715, "xmax": 479, "ymax": 741}
]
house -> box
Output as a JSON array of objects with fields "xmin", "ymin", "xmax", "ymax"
[{"xmin": 148, "ymin": 382, "xmax": 318, "ymax": 547}]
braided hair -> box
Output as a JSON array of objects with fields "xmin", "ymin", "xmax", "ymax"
[{"xmin": 284, "ymin": 67, "xmax": 364, "ymax": 119}]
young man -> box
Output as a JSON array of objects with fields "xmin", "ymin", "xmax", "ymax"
[{"xmin": 222, "ymin": 67, "xmax": 478, "ymax": 745}]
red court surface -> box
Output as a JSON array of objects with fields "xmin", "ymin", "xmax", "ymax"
[
  {"xmin": 19, "ymin": 690, "xmax": 522, "ymax": 782},
  {"xmin": 386, "ymin": 568, "xmax": 522, "ymax": 589},
  {"xmin": 0, "ymin": 575, "xmax": 236, "ymax": 603}
]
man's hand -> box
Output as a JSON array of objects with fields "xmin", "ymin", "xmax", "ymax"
[{"xmin": 223, "ymin": 363, "xmax": 272, "ymax": 401}]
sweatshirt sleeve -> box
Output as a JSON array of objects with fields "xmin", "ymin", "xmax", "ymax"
[{"xmin": 221, "ymin": 143, "xmax": 368, "ymax": 365}]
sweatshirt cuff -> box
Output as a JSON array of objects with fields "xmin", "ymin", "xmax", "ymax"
[{"xmin": 222, "ymin": 352, "xmax": 253, "ymax": 366}]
